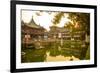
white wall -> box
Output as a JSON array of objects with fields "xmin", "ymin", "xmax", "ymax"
[{"xmin": 0, "ymin": 0, "xmax": 99, "ymax": 73}]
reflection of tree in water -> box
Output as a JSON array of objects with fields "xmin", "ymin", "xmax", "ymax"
[
  {"xmin": 21, "ymin": 41, "xmax": 88, "ymax": 62},
  {"xmin": 21, "ymin": 49, "xmax": 46, "ymax": 63},
  {"xmin": 49, "ymin": 48, "xmax": 60, "ymax": 57},
  {"xmin": 48, "ymin": 42, "xmax": 61, "ymax": 57},
  {"xmin": 46, "ymin": 42, "xmax": 88, "ymax": 60},
  {"xmin": 48, "ymin": 47, "xmax": 86, "ymax": 60}
]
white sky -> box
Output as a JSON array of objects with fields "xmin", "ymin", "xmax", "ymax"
[{"xmin": 22, "ymin": 10, "xmax": 70, "ymax": 31}]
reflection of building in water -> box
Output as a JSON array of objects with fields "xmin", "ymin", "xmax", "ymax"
[
  {"xmin": 45, "ymin": 52, "xmax": 79, "ymax": 62},
  {"xmin": 21, "ymin": 49, "xmax": 47, "ymax": 62},
  {"xmin": 49, "ymin": 26, "xmax": 85, "ymax": 40},
  {"xmin": 21, "ymin": 17, "xmax": 45, "ymax": 42}
]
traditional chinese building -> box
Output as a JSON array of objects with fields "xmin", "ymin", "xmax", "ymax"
[
  {"xmin": 21, "ymin": 17, "xmax": 45, "ymax": 42},
  {"xmin": 49, "ymin": 26, "xmax": 85, "ymax": 41}
]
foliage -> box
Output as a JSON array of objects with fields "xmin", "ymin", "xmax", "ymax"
[
  {"xmin": 68, "ymin": 13, "xmax": 90, "ymax": 35},
  {"xmin": 52, "ymin": 12, "xmax": 90, "ymax": 35},
  {"xmin": 52, "ymin": 12, "xmax": 64, "ymax": 25},
  {"xmin": 85, "ymin": 46, "xmax": 90, "ymax": 60}
]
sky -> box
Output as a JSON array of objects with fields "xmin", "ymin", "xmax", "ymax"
[{"xmin": 22, "ymin": 10, "xmax": 70, "ymax": 31}]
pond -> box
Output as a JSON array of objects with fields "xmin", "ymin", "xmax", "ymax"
[
  {"xmin": 45, "ymin": 52, "xmax": 79, "ymax": 62},
  {"xmin": 21, "ymin": 41, "xmax": 89, "ymax": 63}
]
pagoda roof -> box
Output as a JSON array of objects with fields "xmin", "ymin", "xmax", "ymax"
[{"xmin": 27, "ymin": 16, "xmax": 42, "ymax": 29}]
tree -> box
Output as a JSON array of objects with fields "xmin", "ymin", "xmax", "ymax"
[
  {"xmin": 52, "ymin": 12, "xmax": 64, "ymax": 25},
  {"xmin": 68, "ymin": 13, "xmax": 90, "ymax": 35},
  {"xmin": 64, "ymin": 22, "xmax": 73, "ymax": 31},
  {"xmin": 52, "ymin": 12, "xmax": 90, "ymax": 35}
]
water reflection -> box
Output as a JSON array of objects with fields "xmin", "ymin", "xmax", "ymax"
[
  {"xmin": 21, "ymin": 49, "xmax": 46, "ymax": 63},
  {"xmin": 21, "ymin": 43, "xmax": 89, "ymax": 63},
  {"xmin": 45, "ymin": 52, "xmax": 79, "ymax": 62}
]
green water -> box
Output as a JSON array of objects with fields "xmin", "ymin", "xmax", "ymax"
[{"xmin": 21, "ymin": 41, "xmax": 89, "ymax": 63}]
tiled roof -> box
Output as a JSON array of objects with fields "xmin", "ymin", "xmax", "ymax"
[
  {"xmin": 22, "ymin": 17, "xmax": 44, "ymax": 29},
  {"xmin": 27, "ymin": 17, "xmax": 42, "ymax": 28}
]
